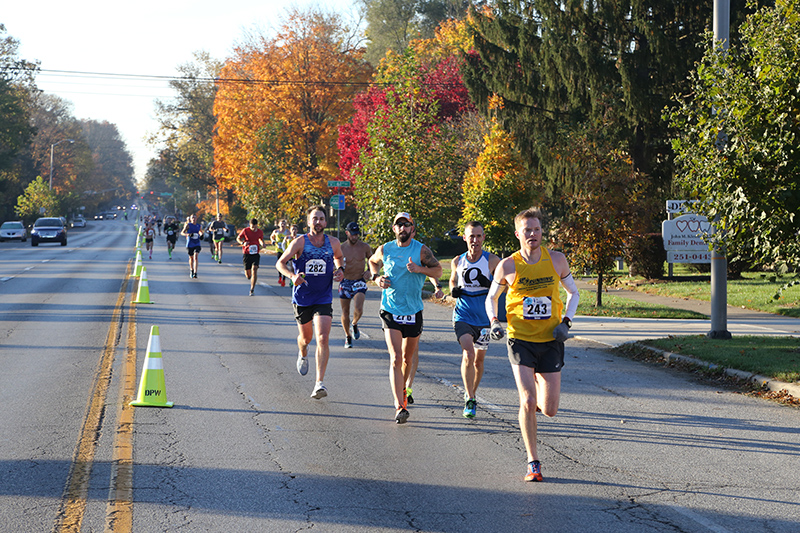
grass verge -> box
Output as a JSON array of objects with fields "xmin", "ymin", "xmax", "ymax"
[
  {"xmin": 641, "ymin": 335, "xmax": 800, "ymax": 383},
  {"xmin": 620, "ymin": 272, "xmax": 800, "ymax": 317}
]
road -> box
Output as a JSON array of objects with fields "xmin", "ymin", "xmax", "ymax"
[{"xmin": 1, "ymin": 220, "xmax": 798, "ymax": 532}]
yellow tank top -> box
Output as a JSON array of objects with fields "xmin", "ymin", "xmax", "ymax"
[{"xmin": 506, "ymin": 248, "xmax": 564, "ymax": 343}]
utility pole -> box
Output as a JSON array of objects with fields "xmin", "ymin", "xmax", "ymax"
[{"xmin": 709, "ymin": 0, "xmax": 732, "ymax": 340}]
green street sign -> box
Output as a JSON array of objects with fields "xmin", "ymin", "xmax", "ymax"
[{"xmin": 327, "ymin": 180, "xmax": 351, "ymax": 188}]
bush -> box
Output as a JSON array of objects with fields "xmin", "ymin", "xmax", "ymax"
[{"xmin": 626, "ymin": 235, "xmax": 666, "ymax": 279}]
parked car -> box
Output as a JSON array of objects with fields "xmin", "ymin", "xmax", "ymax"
[
  {"xmin": 30, "ymin": 217, "xmax": 67, "ymax": 246},
  {"xmin": 0, "ymin": 221, "xmax": 27, "ymax": 242},
  {"xmin": 71, "ymin": 215, "xmax": 86, "ymax": 228}
]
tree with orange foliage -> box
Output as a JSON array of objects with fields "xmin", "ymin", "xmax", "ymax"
[
  {"xmin": 214, "ymin": 7, "xmax": 372, "ymax": 223},
  {"xmin": 461, "ymin": 105, "xmax": 541, "ymax": 255}
]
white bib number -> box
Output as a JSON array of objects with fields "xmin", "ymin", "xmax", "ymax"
[
  {"xmin": 393, "ymin": 314, "xmax": 416, "ymax": 325},
  {"xmin": 190, "ymin": 233, "xmax": 199, "ymax": 239},
  {"xmin": 305, "ymin": 259, "xmax": 326, "ymax": 276},
  {"xmin": 353, "ymin": 280, "xmax": 367, "ymax": 291},
  {"xmin": 522, "ymin": 296, "xmax": 552, "ymax": 320},
  {"xmin": 248, "ymin": 244, "xmax": 259, "ymax": 255},
  {"xmin": 167, "ymin": 230, "xmax": 174, "ymax": 236},
  {"xmin": 475, "ymin": 328, "xmax": 490, "ymax": 350}
]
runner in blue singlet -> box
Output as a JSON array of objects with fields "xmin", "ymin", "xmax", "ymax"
[{"xmin": 276, "ymin": 206, "xmax": 345, "ymax": 400}]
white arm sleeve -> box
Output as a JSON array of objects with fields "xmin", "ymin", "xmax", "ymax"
[
  {"xmin": 561, "ymin": 273, "xmax": 579, "ymax": 320},
  {"xmin": 485, "ymin": 280, "xmax": 506, "ymax": 321}
]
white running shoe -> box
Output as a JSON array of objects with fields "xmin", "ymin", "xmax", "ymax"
[
  {"xmin": 297, "ymin": 352, "xmax": 309, "ymax": 376},
  {"xmin": 311, "ymin": 383, "xmax": 327, "ymax": 399}
]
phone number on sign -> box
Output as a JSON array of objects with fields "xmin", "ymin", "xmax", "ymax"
[{"xmin": 667, "ymin": 251, "xmax": 711, "ymax": 263}]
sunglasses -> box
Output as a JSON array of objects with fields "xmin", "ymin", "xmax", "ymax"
[{"xmin": 394, "ymin": 222, "xmax": 413, "ymax": 228}]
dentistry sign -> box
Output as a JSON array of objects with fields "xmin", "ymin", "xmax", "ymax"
[{"xmin": 662, "ymin": 201, "xmax": 712, "ymax": 263}]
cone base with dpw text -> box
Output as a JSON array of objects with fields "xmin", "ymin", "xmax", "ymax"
[{"xmin": 130, "ymin": 325, "xmax": 173, "ymax": 408}]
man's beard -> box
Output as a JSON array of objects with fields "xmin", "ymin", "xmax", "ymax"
[{"xmin": 397, "ymin": 232, "xmax": 411, "ymax": 243}]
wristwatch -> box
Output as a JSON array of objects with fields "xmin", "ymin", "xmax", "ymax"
[
  {"xmin": 371, "ymin": 272, "xmax": 380, "ymax": 281},
  {"xmin": 562, "ymin": 317, "xmax": 572, "ymax": 329}
]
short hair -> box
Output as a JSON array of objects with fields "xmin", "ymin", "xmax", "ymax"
[
  {"xmin": 464, "ymin": 221, "xmax": 484, "ymax": 231},
  {"xmin": 307, "ymin": 205, "xmax": 326, "ymax": 219},
  {"xmin": 250, "ymin": 218, "xmax": 258, "ymax": 226},
  {"xmin": 514, "ymin": 207, "xmax": 545, "ymax": 229}
]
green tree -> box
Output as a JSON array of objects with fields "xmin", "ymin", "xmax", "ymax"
[
  {"xmin": 462, "ymin": 1, "xmax": 756, "ymax": 204},
  {"xmin": 360, "ymin": 0, "xmax": 467, "ymax": 65},
  {"xmin": 81, "ymin": 120, "xmax": 136, "ymax": 207},
  {"xmin": 554, "ymin": 120, "xmax": 659, "ymax": 305},
  {"xmin": 15, "ymin": 176, "xmax": 58, "ymax": 221},
  {"xmin": 0, "ymin": 25, "xmax": 35, "ymax": 220},
  {"xmin": 353, "ymin": 89, "xmax": 463, "ymax": 245},
  {"xmin": 669, "ymin": 0, "xmax": 800, "ymax": 275},
  {"xmin": 151, "ymin": 51, "xmax": 221, "ymax": 196}
]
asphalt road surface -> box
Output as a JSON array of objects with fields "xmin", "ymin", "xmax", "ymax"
[{"xmin": 1, "ymin": 220, "xmax": 798, "ymax": 532}]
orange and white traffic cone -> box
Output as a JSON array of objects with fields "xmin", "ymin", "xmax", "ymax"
[
  {"xmin": 130, "ymin": 326, "xmax": 173, "ymax": 408},
  {"xmin": 133, "ymin": 266, "xmax": 153, "ymax": 304}
]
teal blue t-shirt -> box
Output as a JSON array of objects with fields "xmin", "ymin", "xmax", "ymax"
[{"xmin": 380, "ymin": 239, "xmax": 425, "ymax": 316}]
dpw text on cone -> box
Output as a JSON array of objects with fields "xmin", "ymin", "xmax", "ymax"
[{"xmin": 130, "ymin": 325, "xmax": 173, "ymax": 408}]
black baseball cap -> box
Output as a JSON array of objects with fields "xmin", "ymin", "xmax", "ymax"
[{"xmin": 346, "ymin": 222, "xmax": 360, "ymax": 233}]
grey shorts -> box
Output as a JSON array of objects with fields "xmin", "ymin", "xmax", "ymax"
[{"xmin": 454, "ymin": 321, "xmax": 490, "ymax": 350}]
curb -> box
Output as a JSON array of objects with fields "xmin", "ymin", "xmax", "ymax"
[{"xmin": 627, "ymin": 341, "xmax": 800, "ymax": 399}]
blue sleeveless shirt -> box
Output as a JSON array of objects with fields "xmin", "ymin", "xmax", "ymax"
[
  {"xmin": 452, "ymin": 250, "xmax": 493, "ymax": 327},
  {"xmin": 185, "ymin": 223, "xmax": 202, "ymax": 248},
  {"xmin": 381, "ymin": 239, "xmax": 425, "ymax": 316},
  {"xmin": 292, "ymin": 234, "xmax": 335, "ymax": 306}
]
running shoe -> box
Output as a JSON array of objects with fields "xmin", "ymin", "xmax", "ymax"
[
  {"xmin": 296, "ymin": 352, "xmax": 308, "ymax": 376},
  {"xmin": 249, "ymin": 289, "xmax": 254, "ymax": 296},
  {"xmin": 189, "ymin": 270, "xmax": 193, "ymax": 279},
  {"xmin": 192, "ymin": 272, "xmax": 198, "ymax": 278},
  {"xmin": 278, "ymin": 277, "xmax": 285, "ymax": 287},
  {"xmin": 344, "ymin": 336, "xmax": 352, "ymax": 348},
  {"xmin": 218, "ymin": 258, "xmax": 222, "ymax": 264},
  {"xmin": 406, "ymin": 387, "xmax": 414, "ymax": 405},
  {"xmin": 463, "ymin": 398, "xmax": 477, "ymax": 419},
  {"xmin": 311, "ymin": 383, "xmax": 327, "ymax": 399},
  {"xmin": 525, "ymin": 461, "xmax": 543, "ymax": 482},
  {"xmin": 352, "ymin": 324, "xmax": 360, "ymax": 340},
  {"xmin": 395, "ymin": 408, "xmax": 410, "ymax": 424}
]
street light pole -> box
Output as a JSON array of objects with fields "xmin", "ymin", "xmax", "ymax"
[
  {"xmin": 49, "ymin": 139, "xmax": 75, "ymax": 190},
  {"xmin": 709, "ymin": 0, "xmax": 732, "ymax": 339}
]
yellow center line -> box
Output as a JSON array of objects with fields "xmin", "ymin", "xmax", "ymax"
[
  {"xmin": 104, "ymin": 290, "xmax": 138, "ymax": 532},
  {"xmin": 53, "ymin": 261, "xmax": 132, "ymax": 533}
]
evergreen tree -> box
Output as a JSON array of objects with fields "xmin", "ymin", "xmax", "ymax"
[{"xmin": 462, "ymin": 0, "xmax": 756, "ymax": 202}]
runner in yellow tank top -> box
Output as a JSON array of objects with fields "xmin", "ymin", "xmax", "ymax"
[
  {"xmin": 485, "ymin": 208, "xmax": 580, "ymax": 482},
  {"xmin": 506, "ymin": 247, "xmax": 564, "ymax": 343}
]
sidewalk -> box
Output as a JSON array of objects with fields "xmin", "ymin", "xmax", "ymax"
[{"xmin": 571, "ymin": 279, "xmax": 800, "ymax": 397}]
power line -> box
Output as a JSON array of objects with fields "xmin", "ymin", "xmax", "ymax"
[
  {"xmin": 21, "ymin": 67, "xmax": 378, "ymax": 87},
  {"xmin": 10, "ymin": 66, "xmax": 462, "ymax": 88}
]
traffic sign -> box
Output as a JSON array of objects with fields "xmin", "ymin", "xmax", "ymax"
[
  {"xmin": 327, "ymin": 180, "xmax": 351, "ymax": 188},
  {"xmin": 331, "ymin": 195, "xmax": 345, "ymax": 210}
]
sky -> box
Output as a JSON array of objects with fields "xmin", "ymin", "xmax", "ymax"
[{"xmin": 2, "ymin": 0, "xmax": 359, "ymax": 186}]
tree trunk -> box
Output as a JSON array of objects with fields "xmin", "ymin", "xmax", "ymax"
[{"xmin": 596, "ymin": 271, "xmax": 603, "ymax": 307}]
